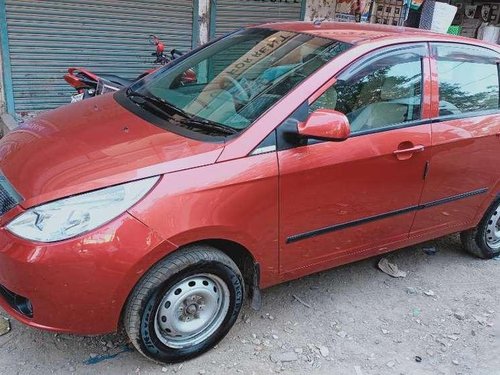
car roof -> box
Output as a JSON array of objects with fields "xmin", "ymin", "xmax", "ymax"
[{"xmin": 256, "ymin": 21, "xmax": 500, "ymax": 51}]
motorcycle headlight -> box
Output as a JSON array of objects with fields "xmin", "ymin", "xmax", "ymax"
[{"xmin": 6, "ymin": 176, "xmax": 159, "ymax": 242}]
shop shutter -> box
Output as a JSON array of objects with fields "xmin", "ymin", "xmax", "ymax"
[
  {"xmin": 214, "ymin": 0, "xmax": 304, "ymax": 38},
  {"xmin": 4, "ymin": 0, "xmax": 193, "ymax": 113}
]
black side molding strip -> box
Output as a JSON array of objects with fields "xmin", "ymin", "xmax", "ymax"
[
  {"xmin": 420, "ymin": 188, "xmax": 488, "ymax": 209},
  {"xmin": 286, "ymin": 188, "xmax": 488, "ymax": 244}
]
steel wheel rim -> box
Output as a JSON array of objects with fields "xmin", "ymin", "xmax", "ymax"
[
  {"xmin": 485, "ymin": 203, "xmax": 500, "ymax": 250},
  {"xmin": 154, "ymin": 274, "xmax": 230, "ymax": 349}
]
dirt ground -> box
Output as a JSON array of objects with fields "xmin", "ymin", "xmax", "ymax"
[{"xmin": 0, "ymin": 234, "xmax": 498, "ymax": 375}]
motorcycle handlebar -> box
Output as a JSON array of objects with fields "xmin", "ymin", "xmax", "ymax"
[{"xmin": 170, "ymin": 49, "xmax": 183, "ymax": 58}]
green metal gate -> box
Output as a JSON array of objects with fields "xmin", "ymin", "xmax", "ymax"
[
  {"xmin": 213, "ymin": 0, "xmax": 305, "ymax": 38},
  {"xmin": 2, "ymin": 0, "xmax": 194, "ymax": 114}
]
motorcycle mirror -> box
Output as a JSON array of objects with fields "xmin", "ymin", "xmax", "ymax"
[{"xmin": 149, "ymin": 34, "xmax": 159, "ymax": 46}]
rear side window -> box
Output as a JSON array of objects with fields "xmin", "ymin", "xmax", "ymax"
[{"xmin": 433, "ymin": 44, "xmax": 499, "ymax": 116}]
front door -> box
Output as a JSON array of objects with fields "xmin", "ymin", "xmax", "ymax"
[{"xmin": 278, "ymin": 44, "xmax": 433, "ymax": 274}]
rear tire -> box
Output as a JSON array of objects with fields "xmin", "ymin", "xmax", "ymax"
[
  {"xmin": 461, "ymin": 197, "xmax": 500, "ymax": 259},
  {"xmin": 123, "ymin": 246, "xmax": 244, "ymax": 363}
]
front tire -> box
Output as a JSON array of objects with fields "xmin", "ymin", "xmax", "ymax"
[
  {"xmin": 461, "ymin": 198, "xmax": 500, "ymax": 259},
  {"xmin": 124, "ymin": 246, "xmax": 244, "ymax": 363}
]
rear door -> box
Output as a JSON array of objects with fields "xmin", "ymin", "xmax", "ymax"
[
  {"xmin": 410, "ymin": 43, "xmax": 500, "ymax": 237},
  {"xmin": 278, "ymin": 43, "xmax": 433, "ymax": 274}
]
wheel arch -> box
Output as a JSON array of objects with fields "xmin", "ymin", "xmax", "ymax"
[
  {"xmin": 197, "ymin": 239, "xmax": 257, "ymax": 289},
  {"xmin": 473, "ymin": 182, "xmax": 500, "ymax": 227}
]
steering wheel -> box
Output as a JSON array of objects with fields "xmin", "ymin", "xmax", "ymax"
[{"xmin": 219, "ymin": 74, "xmax": 250, "ymax": 102}]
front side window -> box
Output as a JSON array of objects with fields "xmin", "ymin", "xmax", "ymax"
[
  {"xmin": 433, "ymin": 43, "xmax": 499, "ymax": 116},
  {"xmin": 310, "ymin": 46, "xmax": 425, "ymax": 134},
  {"xmin": 130, "ymin": 28, "xmax": 351, "ymax": 133}
]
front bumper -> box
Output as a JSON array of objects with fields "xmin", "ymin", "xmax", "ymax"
[{"xmin": 0, "ymin": 212, "xmax": 173, "ymax": 335}]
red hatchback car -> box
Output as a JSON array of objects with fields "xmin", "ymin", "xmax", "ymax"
[{"xmin": 0, "ymin": 22, "xmax": 499, "ymax": 363}]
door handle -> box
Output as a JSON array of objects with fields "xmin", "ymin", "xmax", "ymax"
[{"xmin": 393, "ymin": 145, "xmax": 425, "ymax": 155}]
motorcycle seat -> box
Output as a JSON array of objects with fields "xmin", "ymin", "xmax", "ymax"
[{"xmin": 99, "ymin": 74, "xmax": 134, "ymax": 87}]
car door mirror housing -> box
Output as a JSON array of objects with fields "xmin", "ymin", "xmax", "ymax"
[{"xmin": 298, "ymin": 109, "xmax": 351, "ymax": 142}]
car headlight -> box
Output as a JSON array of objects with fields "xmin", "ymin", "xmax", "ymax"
[{"xmin": 6, "ymin": 176, "xmax": 159, "ymax": 242}]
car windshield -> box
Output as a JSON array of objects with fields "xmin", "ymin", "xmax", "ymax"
[{"xmin": 129, "ymin": 28, "xmax": 351, "ymax": 134}]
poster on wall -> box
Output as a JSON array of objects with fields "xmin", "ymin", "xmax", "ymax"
[
  {"xmin": 491, "ymin": 4, "xmax": 499, "ymax": 24},
  {"xmin": 464, "ymin": 5, "xmax": 478, "ymax": 19},
  {"xmin": 373, "ymin": 0, "xmax": 406, "ymax": 26},
  {"xmin": 452, "ymin": 3, "xmax": 463, "ymax": 24},
  {"xmin": 334, "ymin": 0, "xmax": 371, "ymax": 22}
]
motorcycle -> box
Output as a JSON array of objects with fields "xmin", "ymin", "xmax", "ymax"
[{"xmin": 64, "ymin": 35, "xmax": 196, "ymax": 102}]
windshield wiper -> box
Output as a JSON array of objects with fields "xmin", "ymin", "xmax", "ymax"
[
  {"xmin": 126, "ymin": 88, "xmax": 176, "ymax": 120},
  {"xmin": 179, "ymin": 117, "xmax": 238, "ymax": 135},
  {"xmin": 128, "ymin": 88, "xmax": 192, "ymax": 117},
  {"xmin": 127, "ymin": 88, "xmax": 237, "ymax": 135}
]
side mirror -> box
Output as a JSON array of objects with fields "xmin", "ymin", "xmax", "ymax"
[{"xmin": 297, "ymin": 109, "xmax": 351, "ymax": 142}]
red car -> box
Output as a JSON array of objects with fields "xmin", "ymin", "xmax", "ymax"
[{"xmin": 0, "ymin": 22, "xmax": 499, "ymax": 363}]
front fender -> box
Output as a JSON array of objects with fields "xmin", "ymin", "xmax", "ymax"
[{"xmin": 128, "ymin": 152, "xmax": 280, "ymax": 288}]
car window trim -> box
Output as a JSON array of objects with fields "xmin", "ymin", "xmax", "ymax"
[
  {"xmin": 349, "ymin": 117, "xmax": 432, "ymax": 138},
  {"xmin": 430, "ymin": 108, "xmax": 500, "ymax": 124},
  {"xmin": 337, "ymin": 42, "xmax": 428, "ymax": 81},
  {"xmin": 250, "ymin": 145, "xmax": 277, "ymax": 155},
  {"xmin": 429, "ymin": 41, "xmax": 500, "ymax": 61},
  {"xmin": 249, "ymin": 130, "xmax": 278, "ymax": 156}
]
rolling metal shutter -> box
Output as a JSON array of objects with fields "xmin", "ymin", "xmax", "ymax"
[
  {"xmin": 4, "ymin": 0, "xmax": 193, "ymax": 113},
  {"xmin": 214, "ymin": 0, "xmax": 304, "ymax": 38}
]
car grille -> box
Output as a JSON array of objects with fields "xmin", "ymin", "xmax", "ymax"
[{"xmin": 0, "ymin": 174, "xmax": 21, "ymax": 216}]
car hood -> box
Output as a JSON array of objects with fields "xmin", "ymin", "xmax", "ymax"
[{"xmin": 0, "ymin": 94, "xmax": 224, "ymax": 208}]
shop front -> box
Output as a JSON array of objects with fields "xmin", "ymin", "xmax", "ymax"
[{"xmin": 449, "ymin": 0, "xmax": 499, "ymax": 41}]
